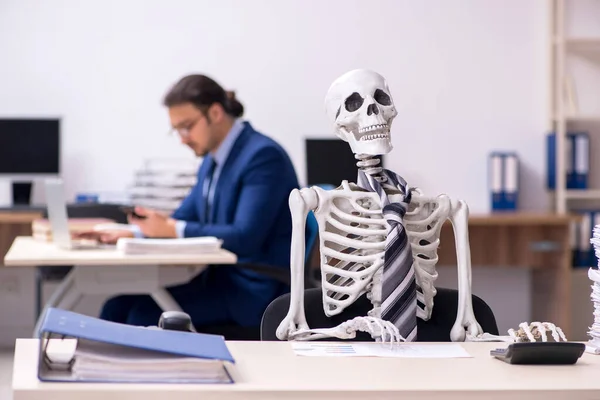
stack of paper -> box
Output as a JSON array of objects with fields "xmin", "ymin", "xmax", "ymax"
[
  {"xmin": 116, "ymin": 237, "xmax": 223, "ymax": 255},
  {"xmin": 127, "ymin": 157, "xmax": 200, "ymax": 213},
  {"xmin": 72, "ymin": 340, "xmax": 231, "ymax": 382},
  {"xmin": 587, "ymin": 225, "xmax": 600, "ymax": 351},
  {"xmin": 45, "ymin": 338, "xmax": 231, "ymax": 383}
]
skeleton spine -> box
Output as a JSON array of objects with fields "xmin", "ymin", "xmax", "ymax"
[{"xmin": 355, "ymin": 153, "xmax": 390, "ymax": 185}]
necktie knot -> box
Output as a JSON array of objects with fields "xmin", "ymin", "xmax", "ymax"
[{"xmin": 206, "ymin": 157, "xmax": 217, "ymax": 174}]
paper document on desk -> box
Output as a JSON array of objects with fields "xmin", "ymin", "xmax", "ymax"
[
  {"xmin": 291, "ymin": 343, "xmax": 471, "ymax": 358},
  {"xmin": 116, "ymin": 237, "xmax": 223, "ymax": 255}
]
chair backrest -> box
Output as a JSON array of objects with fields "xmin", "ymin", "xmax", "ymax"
[{"xmin": 260, "ymin": 287, "xmax": 499, "ymax": 341}]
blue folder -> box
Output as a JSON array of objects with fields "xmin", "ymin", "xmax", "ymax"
[
  {"xmin": 546, "ymin": 131, "xmax": 589, "ymax": 190},
  {"xmin": 489, "ymin": 152, "xmax": 519, "ymax": 211},
  {"xmin": 37, "ymin": 308, "xmax": 235, "ymax": 383},
  {"xmin": 573, "ymin": 210, "xmax": 597, "ymax": 268}
]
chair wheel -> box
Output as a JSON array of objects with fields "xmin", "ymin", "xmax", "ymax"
[{"xmin": 158, "ymin": 311, "xmax": 195, "ymax": 332}]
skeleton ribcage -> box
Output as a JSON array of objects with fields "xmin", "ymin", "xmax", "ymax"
[
  {"xmin": 315, "ymin": 185, "xmax": 447, "ymax": 320},
  {"xmin": 319, "ymin": 194, "xmax": 386, "ymax": 315},
  {"xmin": 404, "ymin": 194, "xmax": 449, "ymax": 320}
]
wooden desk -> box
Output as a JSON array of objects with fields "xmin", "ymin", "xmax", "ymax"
[
  {"xmin": 3, "ymin": 236, "xmax": 237, "ymax": 336},
  {"xmin": 438, "ymin": 212, "xmax": 576, "ymax": 337},
  {"xmin": 4, "ymin": 236, "xmax": 236, "ymax": 266},
  {"xmin": 0, "ymin": 210, "xmax": 43, "ymax": 266},
  {"xmin": 12, "ymin": 338, "xmax": 600, "ymax": 400}
]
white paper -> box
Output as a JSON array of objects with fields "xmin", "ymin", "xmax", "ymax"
[
  {"xmin": 116, "ymin": 237, "xmax": 223, "ymax": 255},
  {"xmin": 585, "ymin": 344, "xmax": 600, "ymax": 355},
  {"xmin": 291, "ymin": 342, "xmax": 472, "ymax": 358}
]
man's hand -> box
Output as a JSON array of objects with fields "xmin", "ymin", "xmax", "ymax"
[
  {"xmin": 72, "ymin": 229, "xmax": 134, "ymax": 245},
  {"xmin": 129, "ymin": 206, "xmax": 178, "ymax": 238}
]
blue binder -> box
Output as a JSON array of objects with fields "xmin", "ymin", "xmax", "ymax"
[
  {"xmin": 573, "ymin": 210, "xmax": 597, "ymax": 268},
  {"xmin": 546, "ymin": 131, "xmax": 589, "ymax": 190},
  {"xmin": 573, "ymin": 132, "xmax": 590, "ymax": 189},
  {"xmin": 489, "ymin": 152, "xmax": 519, "ymax": 211},
  {"xmin": 37, "ymin": 308, "xmax": 235, "ymax": 383}
]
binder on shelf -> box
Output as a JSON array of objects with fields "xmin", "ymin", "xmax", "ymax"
[
  {"xmin": 573, "ymin": 210, "xmax": 598, "ymax": 268},
  {"xmin": 37, "ymin": 308, "xmax": 235, "ymax": 384},
  {"xmin": 574, "ymin": 132, "xmax": 590, "ymax": 189},
  {"xmin": 489, "ymin": 152, "xmax": 519, "ymax": 211},
  {"xmin": 546, "ymin": 131, "xmax": 589, "ymax": 190},
  {"xmin": 503, "ymin": 153, "xmax": 518, "ymax": 210},
  {"xmin": 489, "ymin": 153, "xmax": 503, "ymax": 211}
]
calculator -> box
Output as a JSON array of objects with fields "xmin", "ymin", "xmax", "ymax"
[{"xmin": 490, "ymin": 342, "xmax": 586, "ymax": 365}]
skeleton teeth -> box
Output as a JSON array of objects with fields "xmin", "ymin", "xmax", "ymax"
[
  {"xmin": 358, "ymin": 132, "xmax": 389, "ymax": 141},
  {"xmin": 358, "ymin": 124, "xmax": 388, "ymax": 134}
]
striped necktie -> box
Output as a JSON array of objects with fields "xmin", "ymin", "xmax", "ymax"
[{"xmin": 357, "ymin": 168, "xmax": 417, "ymax": 342}]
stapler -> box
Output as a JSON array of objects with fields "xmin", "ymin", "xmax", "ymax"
[{"xmin": 158, "ymin": 311, "xmax": 196, "ymax": 333}]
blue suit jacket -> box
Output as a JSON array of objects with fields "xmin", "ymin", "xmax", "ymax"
[{"xmin": 171, "ymin": 121, "xmax": 299, "ymax": 326}]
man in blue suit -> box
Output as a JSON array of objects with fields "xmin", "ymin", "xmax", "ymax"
[{"xmin": 98, "ymin": 74, "xmax": 299, "ymax": 329}]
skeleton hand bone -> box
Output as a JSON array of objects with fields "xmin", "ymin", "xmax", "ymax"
[
  {"xmin": 466, "ymin": 321, "xmax": 567, "ymax": 343},
  {"xmin": 508, "ymin": 322, "xmax": 567, "ymax": 342},
  {"xmin": 289, "ymin": 316, "xmax": 405, "ymax": 344}
]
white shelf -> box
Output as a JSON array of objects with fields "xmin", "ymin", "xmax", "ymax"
[
  {"xmin": 549, "ymin": 1, "xmax": 600, "ymax": 215},
  {"xmin": 553, "ymin": 115, "xmax": 600, "ymax": 122},
  {"xmin": 566, "ymin": 190, "xmax": 600, "ymax": 200},
  {"xmin": 565, "ymin": 37, "xmax": 600, "ymax": 53}
]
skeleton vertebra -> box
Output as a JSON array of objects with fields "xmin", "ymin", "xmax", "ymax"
[{"xmin": 276, "ymin": 69, "xmax": 481, "ymax": 343}]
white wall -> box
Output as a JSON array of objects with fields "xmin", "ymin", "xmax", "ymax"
[
  {"xmin": 0, "ymin": 0, "xmax": 551, "ymax": 212},
  {"xmin": 0, "ymin": 0, "xmax": 559, "ymax": 345}
]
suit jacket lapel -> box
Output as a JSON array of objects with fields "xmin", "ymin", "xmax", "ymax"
[{"xmin": 209, "ymin": 123, "xmax": 253, "ymax": 223}]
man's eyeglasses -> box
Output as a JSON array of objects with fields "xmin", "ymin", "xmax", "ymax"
[{"xmin": 169, "ymin": 114, "xmax": 204, "ymax": 138}]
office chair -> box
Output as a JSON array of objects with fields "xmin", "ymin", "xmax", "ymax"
[
  {"xmin": 36, "ymin": 203, "xmax": 128, "ymax": 318},
  {"xmin": 195, "ymin": 211, "xmax": 320, "ymax": 340},
  {"xmin": 260, "ymin": 287, "xmax": 499, "ymax": 341}
]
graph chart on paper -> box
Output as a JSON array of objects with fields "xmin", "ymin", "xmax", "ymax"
[{"xmin": 291, "ymin": 342, "xmax": 472, "ymax": 358}]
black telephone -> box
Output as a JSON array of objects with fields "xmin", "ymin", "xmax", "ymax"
[{"xmin": 119, "ymin": 206, "xmax": 147, "ymax": 220}]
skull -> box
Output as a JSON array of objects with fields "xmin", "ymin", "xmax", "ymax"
[{"xmin": 325, "ymin": 69, "xmax": 397, "ymax": 155}]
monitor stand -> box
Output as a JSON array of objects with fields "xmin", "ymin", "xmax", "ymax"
[{"xmin": 12, "ymin": 181, "xmax": 33, "ymax": 206}]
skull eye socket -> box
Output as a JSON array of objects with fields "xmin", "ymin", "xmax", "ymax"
[
  {"xmin": 344, "ymin": 92, "xmax": 364, "ymax": 112},
  {"xmin": 374, "ymin": 89, "xmax": 391, "ymax": 106}
]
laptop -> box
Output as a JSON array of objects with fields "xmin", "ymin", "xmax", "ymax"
[{"xmin": 44, "ymin": 179, "xmax": 111, "ymax": 250}]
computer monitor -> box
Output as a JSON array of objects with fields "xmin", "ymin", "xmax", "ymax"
[
  {"xmin": 305, "ymin": 138, "xmax": 384, "ymax": 187},
  {"xmin": 0, "ymin": 118, "xmax": 60, "ymax": 205}
]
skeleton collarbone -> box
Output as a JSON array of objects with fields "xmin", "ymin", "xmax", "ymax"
[{"xmin": 311, "ymin": 180, "xmax": 445, "ymax": 320}]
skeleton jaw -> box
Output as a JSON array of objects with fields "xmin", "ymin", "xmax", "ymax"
[{"xmin": 339, "ymin": 125, "xmax": 393, "ymax": 155}]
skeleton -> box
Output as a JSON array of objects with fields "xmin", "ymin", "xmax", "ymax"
[
  {"xmin": 275, "ymin": 69, "xmax": 569, "ymax": 344},
  {"xmin": 276, "ymin": 69, "xmax": 480, "ymax": 343}
]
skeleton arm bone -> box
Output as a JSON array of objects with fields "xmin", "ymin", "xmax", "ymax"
[
  {"xmin": 466, "ymin": 322, "xmax": 567, "ymax": 342},
  {"xmin": 275, "ymin": 188, "xmax": 319, "ymax": 340},
  {"xmin": 448, "ymin": 198, "xmax": 482, "ymax": 341},
  {"xmin": 290, "ymin": 316, "xmax": 404, "ymax": 343}
]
